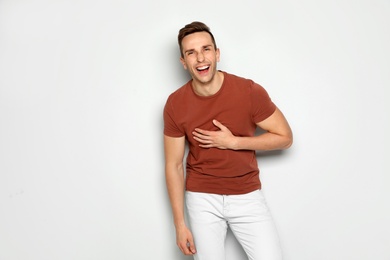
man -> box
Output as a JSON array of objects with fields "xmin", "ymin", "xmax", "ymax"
[{"xmin": 163, "ymin": 21, "xmax": 293, "ymax": 260}]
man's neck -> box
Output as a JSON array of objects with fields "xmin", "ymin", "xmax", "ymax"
[{"xmin": 192, "ymin": 71, "xmax": 224, "ymax": 97}]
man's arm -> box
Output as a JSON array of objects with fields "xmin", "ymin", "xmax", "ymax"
[
  {"xmin": 164, "ymin": 135, "xmax": 196, "ymax": 255},
  {"xmin": 192, "ymin": 107, "xmax": 293, "ymax": 150}
]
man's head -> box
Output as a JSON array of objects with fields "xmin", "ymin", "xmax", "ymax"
[
  {"xmin": 178, "ymin": 21, "xmax": 217, "ymax": 58},
  {"xmin": 177, "ymin": 22, "xmax": 221, "ymax": 88}
]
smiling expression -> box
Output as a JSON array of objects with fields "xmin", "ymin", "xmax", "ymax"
[{"xmin": 180, "ymin": 32, "xmax": 221, "ymax": 88}]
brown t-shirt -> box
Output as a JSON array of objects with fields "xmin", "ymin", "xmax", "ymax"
[{"xmin": 163, "ymin": 71, "xmax": 276, "ymax": 195}]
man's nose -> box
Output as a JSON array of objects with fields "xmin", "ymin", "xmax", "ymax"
[{"xmin": 197, "ymin": 52, "xmax": 205, "ymax": 62}]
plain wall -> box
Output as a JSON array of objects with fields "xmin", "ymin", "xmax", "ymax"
[{"xmin": 0, "ymin": 0, "xmax": 389, "ymax": 259}]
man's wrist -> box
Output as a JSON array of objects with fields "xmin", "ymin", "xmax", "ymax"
[
  {"xmin": 174, "ymin": 220, "xmax": 187, "ymax": 229},
  {"xmin": 231, "ymin": 136, "xmax": 240, "ymax": 150}
]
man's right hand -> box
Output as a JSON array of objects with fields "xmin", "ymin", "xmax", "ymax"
[{"xmin": 176, "ymin": 225, "xmax": 196, "ymax": 255}]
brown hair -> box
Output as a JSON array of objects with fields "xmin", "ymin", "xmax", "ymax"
[{"xmin": 178, "ymin": 21, "xmax": 217, "ymax": 57}]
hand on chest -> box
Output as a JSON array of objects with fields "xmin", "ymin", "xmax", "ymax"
[{"xmin": 184, "ymin": 98, "xmax": 255, "ymax": 137}]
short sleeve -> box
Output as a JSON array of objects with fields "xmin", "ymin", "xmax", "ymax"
[
  {"xmin": 163, "ymin": 96, "xmax": 185, "ymax": 137},
  {"xmin": 250, "ymin": 82, "xmax": 276, "ymax": 123}
]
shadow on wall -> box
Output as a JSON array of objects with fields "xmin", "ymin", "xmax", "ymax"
[{"xmin": 254, "ymin": 126, "xmax": 287, "ymax": 159}]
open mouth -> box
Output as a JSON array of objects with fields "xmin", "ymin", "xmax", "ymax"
[{"xmin": 196, "ymin": 65, "xmax": 210, "ymax": 73}]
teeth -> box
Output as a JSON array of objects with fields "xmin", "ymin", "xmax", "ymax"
[{"xmin": 197, "ymin": 66, "xmax": 209, "ymax": 71}]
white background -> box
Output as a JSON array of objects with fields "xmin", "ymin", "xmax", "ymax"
[{"xmin": 0, "ymin": 0, "xmax": 389, "ymax": 259}]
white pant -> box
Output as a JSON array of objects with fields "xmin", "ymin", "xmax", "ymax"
[{"xmin": 185, "ymin": 190, "xmax": 283, "ymax": 260}]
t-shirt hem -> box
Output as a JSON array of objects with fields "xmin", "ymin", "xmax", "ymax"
[{"xmin": 185, "ymin": 185, "xmax": 261, "ymax": 196}]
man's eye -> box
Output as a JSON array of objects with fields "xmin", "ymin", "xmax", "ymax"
[{"xmin": 187, "ymin": 52, "xmax": 194, "ymax": 56}]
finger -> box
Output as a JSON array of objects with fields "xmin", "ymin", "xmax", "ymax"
[
  {"xmin": 193, "ymin": 136, "xmax": 213, "ymax": 144},
  {"xmin": 179, "ymin": 242, "xmax": 192, "ymax": 255},
  {"xmin": 192, "ymin": 131, "xmax": 210, "ymax": 140},
  {"xmin": 193, "ymin": 128, "xmax": 211, "ymax": 136},
  {"xmin": 196, "ymin": 139, "xmax": 215, "ymax": 147},
  {"xmin": 187, "ymin": 238, "xmax": 196, "ymax": 254},
  {"xmin": 212, "ymin": 119, "xmax": 226, "ymax": 130}
]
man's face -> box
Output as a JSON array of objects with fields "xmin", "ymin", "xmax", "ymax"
[{"xmin": 180, "ymin": 32, "xmax": 220, "ymax": 85}]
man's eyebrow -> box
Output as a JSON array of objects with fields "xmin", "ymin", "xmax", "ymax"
[{"xmin": 184, "ymin": 45, "xmax": 213, "ymax": 54}]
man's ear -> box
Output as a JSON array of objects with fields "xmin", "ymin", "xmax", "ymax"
[
  {"xmin": 216, "ymin": 48, "xmax": 220, "ymax": 62},
  {"xmin": 180, "ymin": 57, "xmax": 187, "ymax": 70}
]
